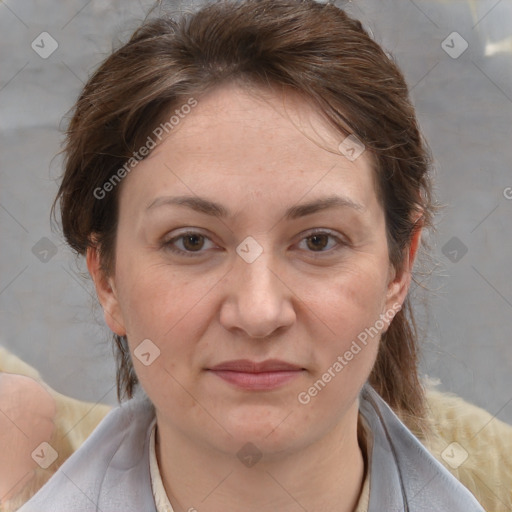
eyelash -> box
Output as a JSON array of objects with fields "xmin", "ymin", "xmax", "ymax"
[{"xmin": 161, "ymin": 230, "xmax": 348, "ymax": 258}]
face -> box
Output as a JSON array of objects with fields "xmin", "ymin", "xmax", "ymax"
[{"xmin": 88, "ymin": 81, "xmax": 413, "ymax": 458}]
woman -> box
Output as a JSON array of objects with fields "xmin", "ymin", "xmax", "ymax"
[{"xmin": 14, "ymin": 0, "xmax": 506, "ymax": 510}]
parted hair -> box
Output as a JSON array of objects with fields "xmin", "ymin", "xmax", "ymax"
[{"xmin": 53, "ymin": 0, "xmax": 436, "ymax": 434}]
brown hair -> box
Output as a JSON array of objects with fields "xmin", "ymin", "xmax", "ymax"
[{"xmin": 53, "ymin": 0, "xmax": 436, "ymax": 432}]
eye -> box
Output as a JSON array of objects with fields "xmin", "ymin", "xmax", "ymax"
[
  {"xmin": 297, "ymin": 230, "xmax": 347, "ymax": 255},
  {"xmin": 162, "ymin": 231, "xmax": 217, "ymax": 257},
  {"xmin": 162, "ymin": 229, "xmax": 347, "ymax": 258}
]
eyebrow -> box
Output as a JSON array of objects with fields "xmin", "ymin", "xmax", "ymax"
[{"xmin": 145, "ymin": 194, "xmax": 365, "ymax": 220}]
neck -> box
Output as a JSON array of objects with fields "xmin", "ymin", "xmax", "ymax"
[{"xmin": 154, "ymin": 403, "xmax": 366, "ymax": 512}]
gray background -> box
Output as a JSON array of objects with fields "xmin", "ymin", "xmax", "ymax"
[{"xmin": 1, "ymin": 0, "xmax": 511, "ymax": 424}]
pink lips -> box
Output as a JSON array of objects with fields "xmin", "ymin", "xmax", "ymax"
[{"xmin": 207, "ymin": 359, "xmax": 305, "ymax": 391}]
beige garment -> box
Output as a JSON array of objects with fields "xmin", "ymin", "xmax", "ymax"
[
  {"xmin": 148, "ymin": 421, "xmax": 175, "ymax": 512},
  {"xmin": 419, "ymin": 388, "xmax": 512, "ymax": 512}
]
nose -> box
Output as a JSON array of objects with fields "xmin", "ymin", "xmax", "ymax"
[{"xmin": 219, "ymin": 249, "xmax": 296, "ymax": 339}]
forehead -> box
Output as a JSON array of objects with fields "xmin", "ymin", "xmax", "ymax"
[{"xmin": 118, "ymin": 81, "xmax": 379, "ymax": 216}]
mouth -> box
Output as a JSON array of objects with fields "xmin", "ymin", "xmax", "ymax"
[{"xmin": 206, "ymin": 359, "xmax": 305, "ymax": 391}]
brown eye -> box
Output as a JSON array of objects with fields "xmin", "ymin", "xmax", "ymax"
[
  {"xmin": 298, "ymin": 230, "xmax": 347, "ymax": 255},
  {"xmin": 306, "ymin": 234, "xmax": 330, "ymax": 251},
  {"xmin": 181, "ymin": 234, "xmax": 205, "ymax": 251},
  {"xmin": 163, "ymin": 231, "xmax": 216, "ymax": 257}
]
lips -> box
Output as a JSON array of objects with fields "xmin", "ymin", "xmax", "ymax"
[
  {"xmin": 208, "ymin": 359, "xmax": 304, "ymax": 372},
  {"xmin": 207, "ymin": 359, "xmax": 305, "ymax": 391}
]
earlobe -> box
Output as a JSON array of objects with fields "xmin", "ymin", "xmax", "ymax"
[{"xmin": 85, "ymin": 244, "xmax": 127, "ymax": 337}]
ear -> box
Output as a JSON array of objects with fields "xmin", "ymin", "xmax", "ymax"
[
  {"xmin": 384, "ymin": 214, "xmax": 423, "ymax": 313},
  {"xmin": 86, "ymin": 243, "xmax": 127, "ymax": 337}
]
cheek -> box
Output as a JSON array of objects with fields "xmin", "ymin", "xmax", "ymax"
[
  {"xmin": 116, "ymin": 257, "xmax": 188, "ymax": 332},
  {"xmin": 114, "ymin": 259, "xmax": 215, "ymax": 370},
  {"xmin": 307, "ymin": 258, "xmax": 389, "ymax": 332},
  {"xmin": 295, "ymin": 272, "xmax": 386, "ymax": 414},
  {"xmin": 298, "ymin": 255, "xmax": 390, "ymax": 376}
]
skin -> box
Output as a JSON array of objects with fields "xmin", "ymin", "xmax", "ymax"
[{"xmin": 87, "ymin": 81, "xmax": 421, "ymax": 512}]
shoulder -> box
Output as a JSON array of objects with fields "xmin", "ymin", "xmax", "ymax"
[{"xmin": 420, "ymin": 385, "xmax": 512, "ymax": 512}]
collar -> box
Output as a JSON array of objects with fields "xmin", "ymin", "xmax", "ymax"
[
  {"xmin": 18, "ymin": 384, "xmax": 485, "ymax": 511},
  {"xmin": 359, "ymin": 384, "xmax": 484, "ymax": 511}
]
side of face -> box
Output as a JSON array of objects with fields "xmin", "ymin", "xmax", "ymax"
[{"xmin": 87, "ymin": 82, "xmax": 416, "ymax": 457}]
